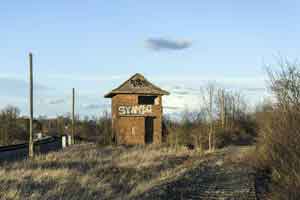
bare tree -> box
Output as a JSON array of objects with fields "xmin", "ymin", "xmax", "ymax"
[
  {"xmin": 201, "ymin": 83, "xmax": 216, "ymax": 152},
  {"xmin": 216, "ymin": 88, "xmax": 226, "ymax": 129},
  {"xmin": 0, "ymin": 106, "xmax": 22, "ymax": 145},
  {"xmin": 267, "ymin": 59, "xmax": 300, "ymax": 112}
]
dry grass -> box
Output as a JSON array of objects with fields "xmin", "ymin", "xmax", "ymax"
[{"xmin": 0, "ymin": 143, "xmax": 205, "ymax": 200}]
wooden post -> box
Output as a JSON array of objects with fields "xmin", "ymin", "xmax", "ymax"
[
  {"xmin": 72, "ymin": 88, "xmax": 75, "ymax": 145},
  {"xmin": 29, "ymin": 53, "xmax": 34, "ymax": 158},
  {"xmin": 208, "ymin": 86, "xmax": 213, "ymax": 152}
]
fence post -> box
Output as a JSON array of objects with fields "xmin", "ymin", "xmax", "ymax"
[
  {"xmin": 62, "ymin": 136, "xmax": 67, "ymax": 148},
  {"xmin": 68, "ymin": 135, "xmax": 72, "ymax": 146}
]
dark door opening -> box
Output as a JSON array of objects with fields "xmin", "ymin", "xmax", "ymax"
[{"xmin": 145, "ymin": 117, "xmax": 154, "ymax": 144}]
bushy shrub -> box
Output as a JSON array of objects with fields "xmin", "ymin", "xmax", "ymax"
[
  {"xmin": 255, "ymin": 60, "xmax": 300, "ymax": 199},
  {"xmin": 256, "ymin": 107, "xmax": 300, "ymax": 199}
]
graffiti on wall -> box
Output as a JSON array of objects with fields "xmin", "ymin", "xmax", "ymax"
[{"xmin": 118, "ymin": 105, "xmax": 152, "ymax": 116}]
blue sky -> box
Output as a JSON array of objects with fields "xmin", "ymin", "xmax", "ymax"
[{"xmin": 0, "ymin": 0, "xmax": 299, "ymax": 117}]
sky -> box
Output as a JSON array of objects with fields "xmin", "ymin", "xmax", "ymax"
[{"xmin": 0, "ymin": 0, "xmax": 299, "ymax": 117}]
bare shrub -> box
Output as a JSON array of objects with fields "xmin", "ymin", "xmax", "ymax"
[
  {"xmin": 0, "ymin": 106, "xmax": 27, "ymax": 145},
  {"xmin": 164, "ymin": 87, "xmax": 256, "ymax": 152},
  {"xmin": 255, "ymin": 59, "xmax": 300, "ymax": 199}
]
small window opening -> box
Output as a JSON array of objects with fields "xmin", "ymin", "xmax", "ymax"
[{"xmin": 138, "ymin": 96, "xmax": 156, "ymax": 105}]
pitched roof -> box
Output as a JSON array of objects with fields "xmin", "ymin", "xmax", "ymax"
[{"xmin": 104, "ymin": 73, "xmax": 170, "ymax": 98}]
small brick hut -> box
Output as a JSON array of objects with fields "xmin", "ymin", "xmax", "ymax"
[{"xmin": 104, "ymin": 73, "xmax": 169, "ymax": 145}]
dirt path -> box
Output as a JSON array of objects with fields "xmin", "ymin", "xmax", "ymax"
[{"xmin": 133, "ymin": 146, "xmax": 257, "ymax": 200}]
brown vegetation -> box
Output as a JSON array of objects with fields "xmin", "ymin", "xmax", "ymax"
[
  {"xmin": 254, "ymin": 59, "xmax": 300, "ymax": 199},
  {"xmin": 0, "ymin": 106, "xmax": 28, "ymax": 145},
  {"xmin": 0, "ymin": 143, "xmax": 204, "ymax": 200}
]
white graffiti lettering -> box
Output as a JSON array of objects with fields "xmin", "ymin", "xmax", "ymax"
[
  {"xmin": 118, "ymin": 105, "xmax": 153, "ymax": 115},
  {"xmin": 118, "ymin": 106, "xmax": 126, "ymax": 115}
]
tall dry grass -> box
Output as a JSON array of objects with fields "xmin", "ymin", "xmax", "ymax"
[{"xmin": 0, "ymin": 143, "xmax": 203, "ymax": 200}]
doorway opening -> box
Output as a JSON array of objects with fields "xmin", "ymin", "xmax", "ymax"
[{"xmin": 145, "ymin": 117, "xmax": 154, "ymax": 144}]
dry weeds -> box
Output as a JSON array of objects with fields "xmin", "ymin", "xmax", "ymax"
[{"xmin": 0, "ymin": 144, "xmax": 205, "ymax": 200}]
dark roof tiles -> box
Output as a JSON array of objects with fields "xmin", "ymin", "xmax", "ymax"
[{"xmin": 104, "ymin": 73, "xmax": 169, "ymax": 98}]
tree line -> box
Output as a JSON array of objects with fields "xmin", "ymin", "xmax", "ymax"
[
  {"xmin": 163, "ymin": 84, "xmax": 257, "ymax": 151},
  {"xmin": 0, "ymin": 108, "xmax": 112, "ymax": 146}
]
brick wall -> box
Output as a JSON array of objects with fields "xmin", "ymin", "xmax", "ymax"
[{"xmin": 112, "ymin": 94, "xmax": 163, "ymax": 145}]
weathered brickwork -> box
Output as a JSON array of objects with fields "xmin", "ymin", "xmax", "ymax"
[
  {"xmin": 105, "ymin": 73, "xmax": 169, "ymax": 145},
  {"xmin": 111, "ymin": 94, "xmax": 163, "ymax": 144}
]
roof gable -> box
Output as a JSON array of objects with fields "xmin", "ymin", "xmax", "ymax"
[{"xmin": 104, "ymin": 73, "xmax": 169, "ymax": 98}]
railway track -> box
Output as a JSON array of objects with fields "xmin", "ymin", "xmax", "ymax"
[{"xmin": 133, "ymin": 146, "xmax": 259, "ymax": 200}]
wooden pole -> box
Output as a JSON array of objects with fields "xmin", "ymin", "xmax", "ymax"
[
  {"xmin": 72, "ymin": 88, "xmax": 75, "ymax": 144},
  {"xmin": 29, "ymin": 53, "xmax": 34, "ymax": 158},
  {"xmin": 208, "ymin": 86, "xmax": 213, "ymax": 152}
]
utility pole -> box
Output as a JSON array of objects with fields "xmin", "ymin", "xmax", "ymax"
[
  {"xmin": 29, "ymin": 53, "xmax": 34, "ymax": 158},
  {"xmin": 208, "ymin": 86, "xmax": 213, "ymax": 152},
  {"xmin": 72, "ymin": 88, "xmax": 75, "ymax": 145}
]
